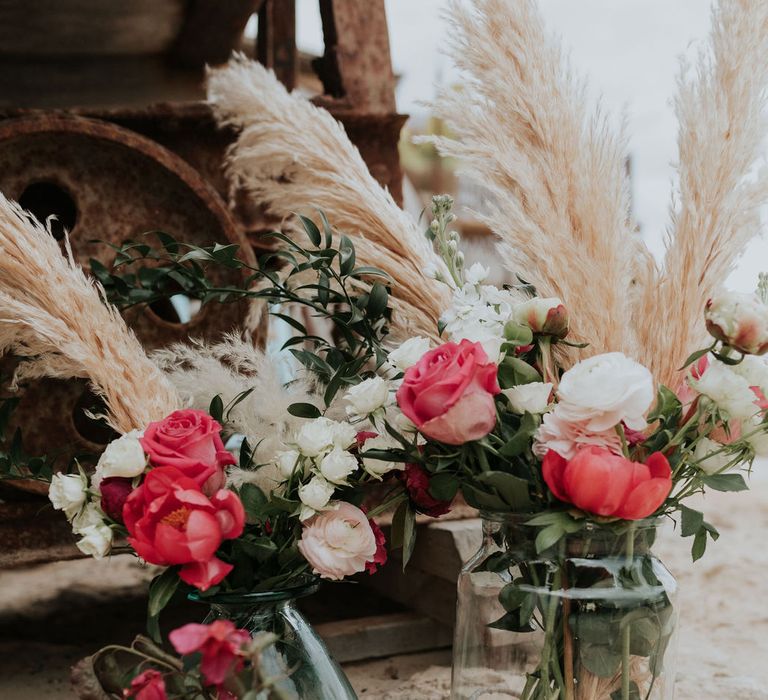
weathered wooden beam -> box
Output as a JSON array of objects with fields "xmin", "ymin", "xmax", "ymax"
[
  {"xmin": 257, "ymin": 0, "xmax": 297, "ymax": 90},
  {"xmin": 317, "ymin": 612, "xmax": 452, "ymax": 663}
]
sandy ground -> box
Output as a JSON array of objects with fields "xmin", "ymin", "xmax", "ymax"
[{"xmin": 1, "ymin": 480, "xmax": 767, "ymax": 699}]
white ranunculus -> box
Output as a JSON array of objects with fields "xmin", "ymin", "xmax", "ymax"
[
  {"xmin": 556, "ymin": 352, "xmax": 654, "ymax": 431},
  {"xmin": 276, "ymin": 449, "xmax": 301, "ymax": 479},
  {"xmin": 731, "ymin": 355, "xmax": 768, "ymax": 395},
  {"xmin": 48, "ymin": 473, "xmax": 88, "ymax": 520},
  {"xmin": 345, "ymin": 377, "xmax": 390, "ymax": 416},
  {"xmin": 503, "ymin": 382, "xmax": 553, "ymax": 414},
  {"xmin": 693, "ymin": 437, "xmax": 735, "ymax": 475},
  {"xmin": 92, "ymin": 430, "xmax": 145, "ymax": 490},
  {"xmin": 76, "ymin": 523, "xmax": 113, "ymax": 559},
  {"xmin": 296, "ymin": 418, "xmax": 336, "ymax": 457},
  {"xmin": 298, "ymin": 475, "xmax": 335, "ymax": 512},
  {"xmin": 388, "ymin": 336, "xmax": 430, "ymax": 371},
  {"xmin": 745, "ymin": 415, "xmax": 768, "ymax": 456},
  {"xmin": 465, "ymin": 262, "xmax": 490, "ymax": 286},
  {"xmin": 693, "ymin": 359, "xmax": 759, "ymax": 420},
  {"xmin": 319, "ymin": 447, "xmax": 358, "ymax": 484},
  {"xmin": 330, "ymin": 420, "xmax": 357, "ymax": 450},
  {"xmin": 361, "ymin": 434, "xmax": 404, "ymax": 478},
  {"xmin": 71, "ymin": 503, "xmax": 107, "ymax": 535}
]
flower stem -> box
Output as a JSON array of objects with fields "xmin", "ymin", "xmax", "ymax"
[{"xmin": 621, "ymin": 524, "xmax": 636, "ymax": 700}]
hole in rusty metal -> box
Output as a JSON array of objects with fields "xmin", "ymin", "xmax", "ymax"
[
  {"xmin": 148, "ymin": 293, "xmax": 203, "ymax": 326},
  {"xmin": 19, "ymin": 181, "xmax": 78, "ymax": 241},
  {"xmin": 72, "ymin": 388, "xmax": 119, "ymax": 447}
]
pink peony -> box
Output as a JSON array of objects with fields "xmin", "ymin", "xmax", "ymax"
[
  {"xmin": 169, "ymin": 620, "xmax": 250, "ymax": 687},
  {"xmin": 542, "ymin": 447, "xmax": 672, "ymax": 520},
  {"xmin": 535, "ymin": 409, "xmax": 624, "ymax": 461},
  {"xmin": 140, "ymin": 409, "xmax": 235, "ymax": 495},
  {"xmin": 705, "ymin": 291, "xmax": 768, "ymax": 355},
  {"xmin": 297, "ymin": 502, "xmax": 378, "ymax": 580},
  {"xmin": 122, "ymin": 467, "xmax": 244, "ymax": 591},
  {"xmin": 123, "ymin": 669, "xmax": 167, "ymax": 700},
  {"xmin": 396, "ymin": 340, "xmax": 500, "ymax": 445}
]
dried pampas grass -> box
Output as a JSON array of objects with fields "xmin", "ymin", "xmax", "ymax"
[
  {"xmin": 206, "ymin": 54, "xmax": 451, "ymax": 341},
  {"xmin": 0, "ymin": 195, "xmax": 179, "ymax": 433},
  {"xmin": 428, "ymin": 0, "xmax": 647, "ymax": 365},
  {"xmin": 638, "ymin": 0, "xmax": 768, "ymax": 388}
]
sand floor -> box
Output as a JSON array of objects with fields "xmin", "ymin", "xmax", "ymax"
[{"xmin": 1, "ymin": 480, "xmax": 766, "ymax": 699}]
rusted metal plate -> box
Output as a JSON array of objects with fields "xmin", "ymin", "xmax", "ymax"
[{"xmin": 0, "ymin": 115, "xmax": 254, "ymax": 485}]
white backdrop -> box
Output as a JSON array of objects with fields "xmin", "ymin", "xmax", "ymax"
[{"xmin": 296, "ymin": 0, "xmax": 766, "ymax": 292}]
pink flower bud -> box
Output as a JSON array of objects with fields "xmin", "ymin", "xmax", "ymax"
[
  {"xmin": 513, "ymin": 298, "xmax": 569, "ymax": 338},
  {"xmin": 705, "ymin": 292, "xmax": 768, "ymax": 355}
]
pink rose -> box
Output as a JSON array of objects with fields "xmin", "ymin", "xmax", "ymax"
[
  {"xmin": 123, "ymin": 669, "xmax": 167, "ymax": 700},
  {"xmin": 297, "ymin": 502, "xmax": 378, "ymax": 580},
  {"xmin": 169, "ymin": 620, "xmax": 250, "ymax": 687},
  {"xmin": 140, "ymin": 409, "xmax": 235, "ymax": 495},
  {"xmin": 396, "ymin": 340, "xmax": 501, "ymax": 445}
]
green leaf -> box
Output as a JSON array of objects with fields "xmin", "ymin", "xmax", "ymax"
[
  {"xmin": 208, "ymin": 394, "xmax": 224, "ymax": 423},
  {"xmin": 700, "ymin": 473, "xmax": 748, "ymax": 492},
  {"xmin": 287, "ymin": 403, "xmax": 322, "ymax": 419},
  {"xmin": 535, "ymin": 524, "xmax": 564, "ymax": 553},
  {"xmin": 298, "ymin": 215, "xmax": 321, "ymax": 246},
  {"xmin": 428, "ymin": 472, "xmax": 460, "ymax": 501},
  {"xmin": 580, "ymin": 643, "xmax": 622, "ymax": 678},
  {"xmin": 460, "ymin": 483, "xmax": 507, "ymax": 511},
  {"xmin": 148, "ymin": 568, "xmax": 179, "ymax": 618},
  {"xmin": 692, "ymin": 529, "xmax": 707, "ymax": 561},
  {"xmin": 503, "ymin": 321, "xmax": 534, "ymax": 346},
  {"xmin": 678, "ymin": 346, "xmax": 713, "ymax": 371},
  {"xmin": 498, "ymin": 413, "xmax": 538, "ymax": 457},
  {"xmin": 680, "ymin": 505, "xmax": 704, "ymax": 537},
  {"xmin": 647, "ymin": 385, "xmax": 682, "ymax": 423},
  {"xmin": 339, "ymin": 235, "xmax": 356, "ymax": 276},
  {"xmin": 402, "ymin": 504, "xmax": 417, "ymax": 569},
  {"xmin": 497, "ymin": 356, "xmax": 542, "ymax": 389},
  {"xmin": 611, "ymin": 683, "xmax": 641, "ymax": 700},
  {"xmin": 474, "ymin": 471, "xmax": 533, "ymax": 510},
  {"xmin": 367, "ymin": 283, "xmax": 389, "ymax": 318},
  {"xmin": 239, "ymin": 483, "xmax": 268, "ymax": 520}
]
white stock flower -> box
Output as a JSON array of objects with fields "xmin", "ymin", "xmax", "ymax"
[
  {"xmin": 345, "ymin": 377, "xmax": 390, "ymax": 416},
  {"xmin": 693, "ymin": 437, "xmax": 735, "ymax": 475},
  {"xmin": 503, "ymin": 382, "xmax": 553, "ymax": 414},
  {"xmin": 556, "ymin": 353, "xmax": 654, "ymax": 431},
  {"xmin": 449, "ymin": 319, "xmax": 505, "ymax": 362},
  {"xmin": 298, "ymin": 475, "xmax": 335, "ymax": 512},
  {"xmin": 693, "ymin": 359, "xmax": 759, "ymax": 420},
  {"xmin": 48, "ymin": 473, "xmax": 88, "ymax": 520},
  {"xmin": 296, "ymin": 418, "xmax": 336, "ymax": 457},
  {"xmin": 465, "ymin": 262, "xmax": 490, "ymax": 285},
  {"xmin": 76, "ymin": 523, "xmax": 113, "ymax": 559},
  {"xmin": 71, "ymin": 503, "xmax": 107, "ymax": 535},
  {"xmin": 276, "ymin": 449, "xmax": 301, "ymax": 479},
  {"xmin": 93, "ymin": 430, "xmax": 145, "ymax": 489},
  {"xmin": 361, "ymin": 434, "xmax": 404, "ymax": 478},
  {"xmin": 319, "ymin": 447, "xmax": 359, "ymax": 484},
  {"xmin": 388, "ymin": 336, "xmax": 430, "ymax": 371}
]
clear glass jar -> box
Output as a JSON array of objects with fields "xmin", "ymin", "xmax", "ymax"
[
  {"xmin": 451, "ymin": 513, "xmax": 678, "ymax": 700},
  {"xmin": 191, "ymin": 581, "xmax": 356, "ymax": 700}
]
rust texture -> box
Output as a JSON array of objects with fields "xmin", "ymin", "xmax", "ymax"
[{"xmin": 0, "ymin": 0, "xmax": 405, "ymax": 567}]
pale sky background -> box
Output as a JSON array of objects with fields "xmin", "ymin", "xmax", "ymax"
[{"xmin": 295, "ymin": 0, "xmax": 766, "ymax": 292}]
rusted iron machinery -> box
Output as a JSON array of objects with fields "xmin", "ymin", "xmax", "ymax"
[{"xmin": 0, "ymin": 0, "xmax": 405, "ymax": 567}]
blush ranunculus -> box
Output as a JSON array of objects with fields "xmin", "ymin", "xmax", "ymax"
[
  {"xmin": 100, "ymin": 476, "xmax": 134, "ymax": 522},
  {"xmin": 542, "ymin": 447, "xmax": 672, "ymax": 520},
  {"xmin": 122, "ymin": 467, "xmax": 245, "ymax": 591},
  {"xmin": 297, "ymin": 502, "xmax": 378, "ymax": 580},
  {"xmin": 396, "ymin": 339, "xmax": 501, "ymax": 445},
  {"xmin": 124, "ymin": 669, "xmax": 167, "ymax": 700},
  {"xmin": 169, "ymin": 620, "xmax": 250, "ymax": 687},
  {"xmin": 401, "ymin": 463, "xmax": 453, "ymax": 517},
  {"xmin": 140, "ymin": 409, "xmax": 235, "ymax": 495}
]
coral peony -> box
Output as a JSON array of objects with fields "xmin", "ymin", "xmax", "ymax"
[
  {"xmin": 169, "ymin": 620, "xmax": 250, "ymax": 687},
  {"xmin": 123, "ymin": 467, "xmax": 244, "ymax": 590},
  {"xmin": 396, "ymin": 339, "xmax": 501, "ymax": 445},
  {"xmin": 542, "ymin": 447, "xmax": 672, "ymax": 520}
]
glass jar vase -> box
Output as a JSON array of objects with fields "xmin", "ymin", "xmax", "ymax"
[
  {"xmin": 191, "ymin": 580, "xmax": 356, "ymax": 700},
  {"xmin": 451, "ymin": 513, "xmax": 678, "ymax": 700}
]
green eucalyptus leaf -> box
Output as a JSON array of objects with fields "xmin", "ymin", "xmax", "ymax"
[
  {"xmin": 580, "ymin": 643, "xmax": 622, "ymax": 678},
  {"xmin": 497, "ymin": 356, "xmax": 542, "ymax": 389},
  {"xmin": 287, "ymin": 403, "xmax": 322, "ymax": 419},
  {"xmin": 298, "ymin": 215, "xmax": 322, "ymax": 246},
  {"xmin": 700, "ymin": 473, "xmax": 748, "ymax": 492},
  {"xmin": 474, "ymin": 471, "xmax": 533, "ymax": 509},
  {"xmin": 680, "ymin": 505, "xmax": 704, "ymax": 537}
]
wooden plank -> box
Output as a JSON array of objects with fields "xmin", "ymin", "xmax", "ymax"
[
  {"xmin": 257, "ymin": 0, "xmax": 297, "ymax": 90},
  {"xmin": 317, "ymin": 612, "xmax": 452, "ymax": 663}
]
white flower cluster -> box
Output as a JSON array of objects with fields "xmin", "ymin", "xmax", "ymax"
[
  {"xmin": 48, "ymin": 430, "xmax": 146, "ymax": 559},
  {"xmin": 275, "ymin": 414, "xmax": 402, "ymax": 520},
  {"xmin": 691, "ymin": 356, "xmax": 768, "ymax": 456},
  {"xmin": 440, "ymin": 263, "xmax": 519, "ymax": 361}
]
